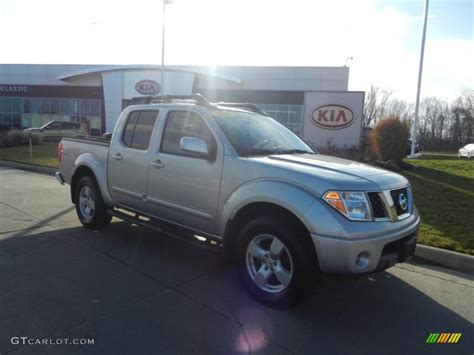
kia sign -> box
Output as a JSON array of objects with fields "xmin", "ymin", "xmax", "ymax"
[
  {"xmin": 135, "ymin": 80, "xmax": 161, "ymax": 95},
  {"xmin": 303, "ymin": 92, "xmax": 364, "ymax": 148},
  {"xmin": 311, "ymin": 104, "xmax": 354, "ymax": 130}
]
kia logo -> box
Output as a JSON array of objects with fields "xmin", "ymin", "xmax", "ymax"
[
  {"xmin": 310, "ymin": 104, "xmax": 355, "ymax": 129},
  {"xmin": 135, "ymin": 80, "xmax": 161, "ymax": 95},
  {"xmin": 398, "ymin": 193, "xmax": 408, "ymax": 211}
]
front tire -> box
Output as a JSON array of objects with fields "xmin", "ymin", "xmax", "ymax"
[
  {"xmin": 75, "ymin": 176, "xmax": 112, "ymax": 229},
  {"xmin": 237, "ymin": 216, "xmax": 317, "ymax": 307}
]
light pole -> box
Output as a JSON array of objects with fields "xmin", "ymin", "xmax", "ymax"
[
  {"xmin": 161, "ymin": 0, "xmax": 173, "ymax": 96},
  {"xmin": 409, "ymin": 0, "xmax": 429, "ymax": 158},
  {"xmin": 343, "ymin": 56, "xmax": 353, "ymax": 67}
]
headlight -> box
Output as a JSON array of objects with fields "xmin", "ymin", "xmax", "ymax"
[{"xmin": 323, "ymin": 191, "xmax": 372, "ymax": 221}]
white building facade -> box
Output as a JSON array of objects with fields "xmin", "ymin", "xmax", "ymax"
[{"xmin": 0, "ymin": 64, "xmax": 364, "ymax": 148}]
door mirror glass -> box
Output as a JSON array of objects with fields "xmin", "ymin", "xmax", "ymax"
[{"xmin": 180, "ymin": 137, "xmax": 209, "ymax": 157}]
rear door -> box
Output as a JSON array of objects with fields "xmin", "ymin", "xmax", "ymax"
[{"xmin": 108, "ymin": 109, "xmax": 159, "ymax": 213}]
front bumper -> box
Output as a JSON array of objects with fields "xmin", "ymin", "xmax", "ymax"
[{"xmin": 310, "ymin": 215, "xmax": 420, "ymax": 274}]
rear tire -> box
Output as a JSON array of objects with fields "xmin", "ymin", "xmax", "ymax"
[
  {"xmin": 75, "ymin": 176, "xmax": 112, "ymax": 229},
  {"xmin": 237, "ymin": 216, "xmax": 317, "ymax": 307}
]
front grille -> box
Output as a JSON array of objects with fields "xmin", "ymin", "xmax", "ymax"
[
  {"xmin": 390, "ymin": 188, "xmax": 410, "ymax": 215},
  {"xmin": 368, "ymin": 192, "xmax": 386, "ymax": 218}
]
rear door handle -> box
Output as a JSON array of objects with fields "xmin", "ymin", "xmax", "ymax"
[
  {"xmin": 150, "ymin": 159, "xmax": 164, "ymax": 169},
  {"xmin": 112, "ymin": 153, "xmax": 123, "ymax": 161}
]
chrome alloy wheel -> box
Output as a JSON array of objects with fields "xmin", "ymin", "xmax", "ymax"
[
  {"xmin": 79, "ymin": 186, "xmax": 95, "ymax": 222},
  {"xmin": 246, "ymin": 234, "xmax": 294, "ymax": 293}
]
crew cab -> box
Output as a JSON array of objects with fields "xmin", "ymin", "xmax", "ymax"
[{"xmin": 56, "ymin": 94, "xmax": 420, "ymax": 306}]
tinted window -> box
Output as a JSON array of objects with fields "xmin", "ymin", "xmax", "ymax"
[
  {"xmin": 161, "ymin": 111, "xmax": 216, "ymax": 158},
  {"xmin": 123, "ymin": 112, "xmax": 140, "ymax": 147},
  {"xmin": 122, "ymin": 110, "xmax": 158, "ymax": 150},
  {"xmin": 49, "ymin": 122, "xmax": 61, "ymax": 129},
  {"xmin": 61, "ymin": 122, "xmax": 80, "ymax": 129}
]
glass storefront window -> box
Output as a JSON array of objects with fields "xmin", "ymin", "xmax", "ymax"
[
  {"xmin": 51, "ymin": 99, "xmax": 60, "ymax": 114},
  {"xmin": 12, "ymin": 114, "xmax": 21, "ymax": 129},
  {"xmin": 80, "ymin": 99, "xmax": 91, "ymax": 116},
  {"xmin": 41, "ymin": 98, "xmax": 51, "ymax": 114},
  {"xmin": 31, "ymin": 98, "xmax": 41, "ymax": 113},
  {"xmin": 69, "ymin": 99, "xmax": 78, "ymax": 116},
  {"xmin": 258, "ymin": 103, "xmax": 304, "ymax": 136},
  {"xmin": 24, "ymin": 98, "xmax": 31, "ymax": 113},
  {"xmin": 91, "ymin": 100, "xmax": 101, "ymax": 116},
  {"xmin": 0, "ymin": 95, "xmax": 102, "ymax": 134},
  {"xmin": 3, "ymin": 97, "xmax": 12, "ymax": 113},
  {"xmin": 60, "ymin": 99, "xmax": 69, "ymax": 115},
  {"xmin": 12, "ymin": 98, "xmax": 21, "ymax": 113}
]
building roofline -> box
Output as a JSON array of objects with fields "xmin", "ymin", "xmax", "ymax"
[{"xmin": 58, "ymin": 65, "xmax": 242, "ymax": 84}]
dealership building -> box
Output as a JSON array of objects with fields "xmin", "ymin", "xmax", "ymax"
[{"xmin": 0, "ymin": 64, "xmax": 364, "ymax": 148}]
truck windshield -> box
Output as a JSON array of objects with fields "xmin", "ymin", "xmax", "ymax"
[{"xmin": 212, "ymin": 110, "xmax": 315, "ymax": 156}]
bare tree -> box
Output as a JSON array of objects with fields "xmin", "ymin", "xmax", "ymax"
[
  {"xmin": 363, "ymin": 85, "xmax": 393, "ymax": 126},
  {"xmin": 363, "ymin": 85, "xmax": 379, "ymax": 126}
]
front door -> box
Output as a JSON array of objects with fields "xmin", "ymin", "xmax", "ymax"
[
  {"xmin": 108, "ymin": 109, "xmax": 159, "ymax": 212},
  {"xmin": 147, "ymin": 110, "xmax": 223, "ymax": 234}
]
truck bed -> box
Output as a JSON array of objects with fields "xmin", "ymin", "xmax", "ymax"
[{"xmin": 60, "ymin": 136, "xmax": 110, "ymax": 185}]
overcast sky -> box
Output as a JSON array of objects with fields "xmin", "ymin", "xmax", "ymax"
[{"xmin": 0, "ymin": 0, "xmax": 472, "ymax": 101}]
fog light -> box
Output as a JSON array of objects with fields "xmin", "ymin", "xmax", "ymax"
[{"xmin": 355, "ymin": 251, "xmax": 370, "ymax": 269}]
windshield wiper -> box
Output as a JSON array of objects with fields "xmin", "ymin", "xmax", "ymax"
[
  {"xmin": 240, "ymin": 148, "xmax": 278, "ymax": 156},
  {"xmin": 272, "ymin": 149, "xmax": 316, "ymax": 155},
  {"xmin": 241, "ymin": 148, "xmax": 315, "ymax": 157}
]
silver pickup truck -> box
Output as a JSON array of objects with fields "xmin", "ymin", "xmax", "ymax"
[{"xmin": 56, "ymin": 94, "xmax": 420, "ymax": 306}]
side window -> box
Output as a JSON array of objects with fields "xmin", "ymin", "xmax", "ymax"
[
  {"xmin": 62, "ymin": 122, "xmax": 76, "ymax": 129},
  {"xmin": 161, "ymin": 111, "xmax": 216, "ymax": 158},
  {"xmin": 49, "ymin": 122, "xmax": 61, "ymax": 130},
  {"xmin": 122, "ymin": 110, "xmax": 158, "ymax": 150}
]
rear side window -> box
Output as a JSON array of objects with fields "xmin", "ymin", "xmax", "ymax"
[
  {"xmin": 161, "ymin": 111, "xmax": 216, "ymax": 157},
  {"xmin": 122, "ymin": 110, "xmax": 158, "ymax": 150},
  {"xmin": 61, "ymin": 122, "xmax": 80, "ymax": 129}
]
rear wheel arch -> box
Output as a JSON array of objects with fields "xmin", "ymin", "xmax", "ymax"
[
  {"xmin": 71, "ymin": 165, "xmax": 97, "ymax": 203},
  {"xmin": 223, "ymin": 202, "xmax": 318, "ymax": 266}
]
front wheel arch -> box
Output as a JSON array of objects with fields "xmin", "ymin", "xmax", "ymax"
[{"xmin": 223, "ymin": 202, "xmax": 318, "ymax": 268}]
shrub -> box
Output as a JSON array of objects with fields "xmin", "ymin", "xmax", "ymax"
[
  {"xmin": 30, "ymin": 132, "xmax": 43, "ymax": 145},
  {"xmin": 370, "ymin": 116, "xmax": 410, "ymax": 163},
  {"xmin": 7, "ymin": 130, "xmax": 25, "ymax": 146},
  {"xmin": 0, "ymin": 132, "xmax": 8, "ymax": 147}
]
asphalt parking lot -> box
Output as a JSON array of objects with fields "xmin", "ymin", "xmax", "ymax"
[{"xmin": 0, "ymin": 166, "xmax": 472, "ymax": 355}]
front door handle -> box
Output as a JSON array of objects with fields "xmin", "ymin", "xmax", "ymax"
[
  {"xmin": 150, "ymin": 159, "xmax": 164, "ymax": 169},
  {"xmin": 112, "ymin": 153, "xmax": 123, "ymax": 161}
]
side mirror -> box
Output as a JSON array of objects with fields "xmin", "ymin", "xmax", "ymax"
[{"xmin": 180, "ymin": 137, "xmax": 209, "ymax": 158}]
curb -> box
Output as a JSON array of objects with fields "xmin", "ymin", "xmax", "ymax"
[
  {"xmin": 0, "ymin": 159, "xmax": 58, "ymax": 176},
  {"xmin": 415, "ymin": 244, "xmax": 474, "ymax": 275}
]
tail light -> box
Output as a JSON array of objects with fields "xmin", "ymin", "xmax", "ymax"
[{"xmin": 58, "ymin": 142, "xmax": 63, "ymax": 163}]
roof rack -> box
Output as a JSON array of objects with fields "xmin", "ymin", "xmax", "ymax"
[
  {"xmin": 214, "ymin": 102, "xmax": 270, "ymax": 116},
  {"xmin": 131, "ymin": 93, "xmax": 270, "ymax": 116},
  {"xmin": 131, "ymin": 93, "xmax": 214, "ymax": 107}
]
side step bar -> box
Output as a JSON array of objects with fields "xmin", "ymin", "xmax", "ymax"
[{"xmin": 107, "ymin": 209, "xmax": 222, "ymax": 253}]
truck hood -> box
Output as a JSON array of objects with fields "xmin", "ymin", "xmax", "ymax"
[{"xmin": 249, "ymin": 154, "xmax": 409, "ymax": 192}]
